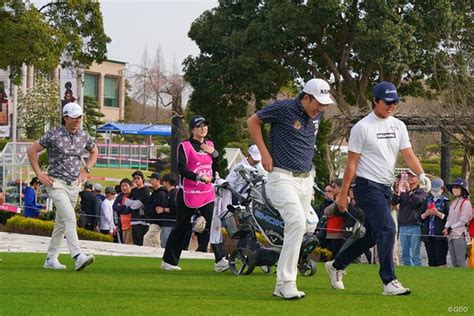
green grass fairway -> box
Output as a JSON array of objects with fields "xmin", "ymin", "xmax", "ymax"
[
  {"xmin": 88, "ymin": 167, "xmax": 153, "ymax": 187},
  {"xmin": 0, "ymin": 253, "xmax": 472, "ymax": 315}
]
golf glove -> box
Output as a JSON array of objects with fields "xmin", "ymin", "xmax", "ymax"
[{"xmin": 419, "ymin": 173, "xmax": 431, "ymax": 192}]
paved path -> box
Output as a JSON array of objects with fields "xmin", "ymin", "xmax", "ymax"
[
  {"xmin": 0, "ymin": 232, "xmax": 214, "ymax": 259},
  {"xmin": 0, "ymin": 232, "xmax": 456, "ymax": 267}
]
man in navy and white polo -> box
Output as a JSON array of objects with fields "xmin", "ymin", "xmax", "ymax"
[
  {"xmin": 247, "ymin": 78, "xmax": 334, "ymax": 299},
  {"xmin": 326, "ymin": 81, "xmax": 431, "ymax": 296}
]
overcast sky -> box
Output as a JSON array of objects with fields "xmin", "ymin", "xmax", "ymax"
[{"xmin": 101, "ymin": 0, "xmax": 218, "ymax": 72}]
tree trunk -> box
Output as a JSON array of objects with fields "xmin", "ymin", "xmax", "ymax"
[
  {"xmin": 461, "ymin": 145, "xmax": 471, "ymax": 184},
  {"xmin": 171, "ymin": 92, "xmax": 183, "ymax": 175},
  {"xmin": 440, "ymin": 130, "xmax": 451, "ymax": 184}
]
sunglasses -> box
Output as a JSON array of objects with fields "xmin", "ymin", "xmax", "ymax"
[{"xmin": 324, "ymin": 190, "xmax": 331, "ymax": 193}]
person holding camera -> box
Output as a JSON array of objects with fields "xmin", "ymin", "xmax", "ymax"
[{"xmin": 418, "ymin": 178, "xmax": 450, "ymax": 267}]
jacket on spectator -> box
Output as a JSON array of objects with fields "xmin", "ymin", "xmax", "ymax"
[
  {"xmin": 99, "ymin": 198, "xmax": 115, "ymax": 232},
  {"xmin": 145, "ymin": 186, "xmax": 168, "ymax": 225},
  {"xmin": 78, "ymin": 190, "xmax": 99, "ymax": 228},
  {"xmin": 162, "ymin": 187, "xmax": 178, "ymax": 227},
  {"xmin": 23, "ymin": 186, "xmax": 42, "ymax": 218},
  {"xmin": 445, "ymin": 197, "xmax": 472, "ymax": 241},
  {"xmin": 418, "ymin": 194, "xmax": 450, "ymax": 242},
  {"xmin": 127, "ymin": 186, "xmax": 151, "ymax": 225},
  {"xmin": 392, "ymin": 187, "xmax": 427, "ymax": 226},
  {"xmin": 113, "ymin": 192, "xmax": 131, "ymax": 231}
]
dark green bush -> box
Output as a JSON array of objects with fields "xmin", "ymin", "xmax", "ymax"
[
  {"xmin": 0, "ymin": 210, "xmax": 17, "ymax": 224},
  {"xmin": 5, "ymin": 215, "xmax": 112, "ymax": 242},
  {"xmin": 0, "ymin": 138, "xmax": 9, "ymax": 151}
]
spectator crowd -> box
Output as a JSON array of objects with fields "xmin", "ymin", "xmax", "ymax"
[{"xmin": 316, "ymin": 173, "xmax": 473, "ymax": 268}]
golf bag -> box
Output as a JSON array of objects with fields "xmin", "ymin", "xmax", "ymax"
[{"xmin": 219, "ymin": 168, "xmax": 319, "ymax": 276}]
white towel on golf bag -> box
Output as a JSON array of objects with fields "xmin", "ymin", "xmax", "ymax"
[{"xmin": 210, "ymin": 185, "xmax": 232, "ymax": 244}]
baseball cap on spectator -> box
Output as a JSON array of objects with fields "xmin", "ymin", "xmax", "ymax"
[
  {"xmin": 131, "ymin": 170, "xmax": 144, "ymax": 179},
  {"xmin": 302, "ymin": 78, "xmax": 334, "ymax": 105},
  {"xmin": 372, "ymin": 81, "xmax": 400, "ymax": 103},
  {"xmin": 430, "ymin": 178, "xmax": 444, "ymax": 193},
  {"xmin": 149, "ymin": 172, "xmax": 161, "ymax": 180},
  {"xmin": 189, "ymin": 115, "xmax": 209, "ymax": 129},
  {"xmin": 93, "ymin": 183, "xmax": 102, "ymax": 192},
  {"xmin": 105, "ymin": 186, "xmax": 116, "ymax": 194},
  {"xmin": 248, "ymin": 145, "xmax": 261, "ymax": 161},
  {"xmin": 62, "ymin": 102, "xmax": 83, "ymax": 118},
  {"xmin": 84, "ymin": 181, "xmax": 93, "ymax": 189}
]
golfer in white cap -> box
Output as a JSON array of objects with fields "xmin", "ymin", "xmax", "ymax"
[
  {"xmin": 27, "ymin": 102, "xmax": 97, "ymax": 271},
  {"xmin": 248, "ymin": 78, "xmax": 334, "ymax": 299}
]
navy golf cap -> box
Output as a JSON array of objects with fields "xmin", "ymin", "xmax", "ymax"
[
  {"xmin": 189, "ymin": 115, "xmax": 209, "ymax": 129},
  {"xmin": 373, "ymin": 81, "xmax": 400, "ymax": 103}
]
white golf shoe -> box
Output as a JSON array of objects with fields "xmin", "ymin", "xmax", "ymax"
[
  {"xmin": 382, "ymin": 280, "xmax": 411, "ymax": 296},
  {"xmin": 44, "ymin": 257, "xmax": 67, "ymax": 270},
  {"xmin": 214, "ymin": 258, "xmax": 230, "ymax": 272},
  {"xmin": 273, "ymin": 281, "xmax": 304, "ymax": 300},
  {"xmin": 161, "ymin": 261, "xmax": 182, "ymax": 271},
  {"xmin": 74, "ymin": 254, "xmax": 95, "ymax": 271},
  {"xmin": 325, "ymin": 260, "xmax": 346, "ymax": 290}
]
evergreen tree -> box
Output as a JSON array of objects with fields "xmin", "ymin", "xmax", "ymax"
[{"xmin": 83, "ymin": 96, "xmax": 104, "ymax": 137}]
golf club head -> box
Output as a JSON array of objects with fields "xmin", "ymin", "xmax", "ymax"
[{"xmin": 352, "ymin": 220, "xmax": 366, "ymax": 239}]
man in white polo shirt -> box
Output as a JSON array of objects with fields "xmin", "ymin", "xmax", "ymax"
[{"xmin": 325, "ymin": 81, "xmax": 430, "ymax": 296}]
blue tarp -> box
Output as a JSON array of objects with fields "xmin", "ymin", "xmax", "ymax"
[{"xmin": 96, "ymin": 123, "xmax": 171, "ymax": 136}]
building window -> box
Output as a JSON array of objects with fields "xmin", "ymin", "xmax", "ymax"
[
  {"xmin": 104, "ymin": 76, "xmax": 119, "ymax": 108},
  {"xmin": 84, "ymin": 73, "xmax": 98, "ymax": 100}
]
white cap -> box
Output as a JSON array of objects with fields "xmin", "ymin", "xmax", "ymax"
[
  {"xmin": 62, "ymin": 102, "xmax": 83, "ymax": 118},
  {"xmin": 93, "ymin": 183, "xmax": 102, "ymax": 191},
  {"xmin": 302, "ymin": 79, "xmax": 334, "ymax": 105},
  {"xmin": 248, "ymin": 145, "xmax": 261, "ymax": 161}
]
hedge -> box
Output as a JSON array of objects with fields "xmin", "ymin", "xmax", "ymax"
[
  {"xmin": 0, "ymin": 210, "xmax": 17, "ymax": 225},
  {"xmin": 5, "ymin": 215, "xmax": 113, "ymax": 242}
]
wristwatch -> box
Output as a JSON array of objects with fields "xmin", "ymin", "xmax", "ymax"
[{"xmin": 84, "ymin": 167, "xmax": 91, "ymax": 173}]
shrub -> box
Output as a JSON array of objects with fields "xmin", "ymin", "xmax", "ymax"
[
  {"xmin": 5, "ymin": 216, "xmax": 112, "ymax": 242},
  {"xmin": 0, "ymin": 210, "xmax": 17, "ymax": 225},
  {"xmin": 0, "ymin": 138, "xmax": 9, "ymax": 151}
]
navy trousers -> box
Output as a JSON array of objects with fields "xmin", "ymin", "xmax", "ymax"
[{"xmin": 333, "ymin": 177, "xmax": 397, "ymax": 284}]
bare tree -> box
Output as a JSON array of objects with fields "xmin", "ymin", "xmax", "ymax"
[
  {"xmin": 406, "ymin": 26, "xmax": 473, "ymax": 183},
  {"xmin": 127, "ymin": 47, "xmax": 188, "ymax": 173}
]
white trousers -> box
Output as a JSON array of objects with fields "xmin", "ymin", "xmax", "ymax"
[
  {"xmin": 265, "ymin": 170, "xmax": 316, "ymax": 282},
  {"xmin": 45, "ymin": 179, "xmax": 81, "ymax": 259}
]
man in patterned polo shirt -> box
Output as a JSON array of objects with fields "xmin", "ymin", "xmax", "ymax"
[
  {"xmin": 27, "ymin": 102, "xmax": 98, "ymax": 271},
  {"xmin": 247, "ymin": 78, "xmax": 334, "ymax": 299}
]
